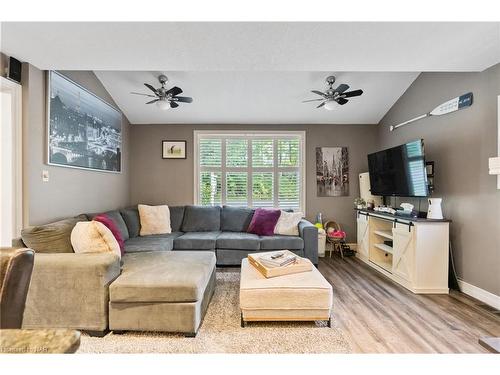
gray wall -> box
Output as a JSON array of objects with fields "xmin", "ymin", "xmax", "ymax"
[
  {"xmin": 21, "ymin": 64, "xmax": 131, "ymax": 225},
  {"xmin": 377, "ymin": 64, "xmax": 500, "ymax": 296},
  {"xmin": 0, "ymin": 52, "xmax": 8, "ymax": 77},
  {"xmin": 129, "ymin": 123, "xmax": 379, "ymax": 241}
]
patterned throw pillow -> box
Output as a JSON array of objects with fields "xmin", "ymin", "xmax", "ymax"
[
  {"xmin": 247, "ymin": 208, "xmax": 281, "ymax": 236},
  {"xmin": 70, "ymin": 221, "xmax": 121, "ymax": 258},
  {"xmin": 94, "ymin": 214, "xmax": 125, "ymax": 255},
  {"xmin": 274, "ymin": 211, "xmax": 303, "ymax": 236},
  {"xmin": 138, "ymin": 204, "xmax": 172, "ymax": 236}
]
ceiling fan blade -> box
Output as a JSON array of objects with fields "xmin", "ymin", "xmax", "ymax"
[
  {"xmin": 170, "ymin": 101, "xmax": 179, "ymax": 108},
  {"xmin": 302, "ymin": 98, "xmax": 324, "ymax": 103},
  {"xmin": 342, "ymin": 89, "xmax": 363, "ymax": 98},
  {"xmin": 336, "ymin": 98, "xmax": 349, "ymax": 105},
  {"xmin": 173, "ymin": 96, "xmax": 193, "ymax": 103},
  {"xmin": 131, "ymin": 91, "xmax": 157, "ymax": 97},
  {"xmin": 316, "ymin": 101, "xmax": 326, "ymax": 108},
  {"xmin": 311, "ymin": 90, "xmax": 326, "ymax": 97},
  {"xmin": 334, "ymin": 84, "xmax": 350, "ymax": 94},
  {"xmin": 166, "ymin": 86, "xmax": 183, "ymax": 96},
  {"xmin": 144, "ymin": 83, "xmax": 158, "ymax": 94},
  {"xmin": 146, "ymin": 99, "xmax": 159, "ymax": 104}
]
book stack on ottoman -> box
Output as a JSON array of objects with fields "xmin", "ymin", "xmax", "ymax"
[{"xmin": 239, "ymin": 251, "xmax": 333, "ymax": 327}]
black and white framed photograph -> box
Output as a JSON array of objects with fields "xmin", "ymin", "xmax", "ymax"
[
  {"xmin": 162, "ymin": 140, "xmax": 187, "ymax": 159},
  {"xmin": 316, "ymin": 146, "xmax": 349, "ymax": 197},
  {"xmin": 47, "ymin": 71, "xmax": 122, "ymax": 172}
]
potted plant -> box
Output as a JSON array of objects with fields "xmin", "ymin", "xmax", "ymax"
[{"xmin": 354, "ymin": 197, "xmax": 366, "ymax": 209}]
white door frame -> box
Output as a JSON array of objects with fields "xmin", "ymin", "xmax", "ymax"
[{"xmin": 0, "ymin": 76, "xmax": 23, "ymax": 244}]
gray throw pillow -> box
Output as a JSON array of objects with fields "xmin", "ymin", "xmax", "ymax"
[
  {"xmin": 221, "ymin": 206, "xmax": 254, "ymax": 232},
  {"xmin": 120, "ymin": 207, "xmax": 140, "ymax": 238},
  {"xmin": 21, "ymin": 215, "xmax": 87, "ymax": 253},
  {"xmin": 181, "ymin": 205, "xmax": 221, "ymax": 232},
  {"xmin": 169, "ymin": 206, "xmax": 185, "ymax": 232}
]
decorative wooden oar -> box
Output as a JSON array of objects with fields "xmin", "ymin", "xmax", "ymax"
[{"xmin": 390, "ymin": 92, "xmax": 473, "ymax": 132}]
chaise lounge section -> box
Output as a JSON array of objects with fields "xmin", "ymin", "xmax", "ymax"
[{"xmin": 18, "ymin": 204, "xmax": 318, "ymax": 335}]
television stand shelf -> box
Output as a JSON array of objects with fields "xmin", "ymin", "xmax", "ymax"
[{"xmin": 356, "ymin": 209, "xmax": 450, "ymax": 294}]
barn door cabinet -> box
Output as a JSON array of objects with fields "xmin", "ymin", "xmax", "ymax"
[{"xmin": 356, "ymin": 209, "xmax": 450, "ymax": 294}]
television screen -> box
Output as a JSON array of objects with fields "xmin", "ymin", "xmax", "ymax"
[{"xmin": 368, "ymin": 140, "xmax": 429, "ymax": 197}]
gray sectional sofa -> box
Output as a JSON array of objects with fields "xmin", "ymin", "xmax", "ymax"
[
  {"xmin": 18, "ymin": 205, "xmax": 318, "ymax": 336},
  {"xmin": 115, "ymin": 205, "xmax": 318, "ymax": 266}
]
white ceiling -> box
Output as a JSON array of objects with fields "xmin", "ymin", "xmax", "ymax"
[
  {"xmin": 2, "ymin": 22, "xmax": 498, "ymax": 124},
  {"xmin": 95, "ymin": 71, "xmax": 419, "ymax": 124},
  {"xmin": 2, "ymin": 22, "xmax": 499, "ymax": 71}
]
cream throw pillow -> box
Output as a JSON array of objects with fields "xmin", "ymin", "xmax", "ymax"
[
  {"xmin": 274, "ymin": 211, "xmax": 304, "ymax": 236},
  {"xmin": 138, "ymin": 204, "xmax": 171, "ymax": 236},
  {"xmin": 70, "ymin": 221, "xmax": 121, "ymax": 258}
]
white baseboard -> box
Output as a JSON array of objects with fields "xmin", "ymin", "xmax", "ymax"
[{"xmin": 457, "ymin": 279, "xmax": 500, "ymax": 310}]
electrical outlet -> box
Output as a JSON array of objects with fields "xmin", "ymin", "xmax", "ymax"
[{"xmin": 42, "ymin": 170, "xmax": 49, "ymax": 182}]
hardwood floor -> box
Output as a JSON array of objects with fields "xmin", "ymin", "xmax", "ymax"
[{"xmin": 318, "ymin": 255, "xmax": 500, "ymax": 353}]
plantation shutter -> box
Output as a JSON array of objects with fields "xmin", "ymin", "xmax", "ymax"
[
  {"xmin": 278, "ymin": 172, "xmax": 300, "ymax": 210},
  {"xmin": 196, "ymin": 133, "xmax": 304, "ymax": 212}
]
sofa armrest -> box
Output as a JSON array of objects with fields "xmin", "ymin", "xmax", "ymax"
[
  {"xmin": 298, "ymin": 219, "xmax": 318, "ymax": 265},
  {"xmin": 23, "ymin": 252, "xmax": 121, "ymax": 332}
]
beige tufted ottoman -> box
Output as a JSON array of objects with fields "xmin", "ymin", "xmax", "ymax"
[{"xmin": 239, "ymin": 258, "xmax": 333, "ymax": 327}]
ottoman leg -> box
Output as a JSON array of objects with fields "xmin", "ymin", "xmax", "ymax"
[
  {"xmin": 240, "ymin": 313, "xmax": 246, "ymax": 328},
  {"xmin": 327, "ymin": 317, "xmax": 332, "ymax": 328},
  {"xmin": 185, "ymin": 331, "xmax": 197, "ymax": 338}
]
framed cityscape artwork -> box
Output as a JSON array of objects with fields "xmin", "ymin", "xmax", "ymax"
[
  {"xmin": 316, "ymin": 146, "xmax": 349, "ymax": 196},
  {"xmin": 47, "ymin": 71, "xmax": 122, "ymax": 173}
]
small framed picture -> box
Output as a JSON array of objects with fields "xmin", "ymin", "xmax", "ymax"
[{"xmin": 162, "ymin": 140, "xmax": 186, "ymax": 159}]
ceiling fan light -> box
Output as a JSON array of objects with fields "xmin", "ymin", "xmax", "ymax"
[
  {"xmin": 156, "ymin": 98, "xmax": 170, "ymax": 110},
  {"xmin": 324, "ymin": 99, "xmax": 338, "ymax": 111}
]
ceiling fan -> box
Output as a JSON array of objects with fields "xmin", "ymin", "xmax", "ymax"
[
  {"xmin": 131, "ymin": 74, "xmax": 193, "ymax": 110},
  {"xmin": 303, "ymin": 76, "xmax": 363, "ymax": 110}
]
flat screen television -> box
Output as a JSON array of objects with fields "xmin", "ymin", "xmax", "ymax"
[{"xmin": 368, "ymin": 139, "xmax": 429, "ymax": 197}]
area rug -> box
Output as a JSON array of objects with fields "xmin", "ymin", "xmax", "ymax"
[{"xmin": 78, "ymin": 272, "xmax": 351, "ymax": 353}]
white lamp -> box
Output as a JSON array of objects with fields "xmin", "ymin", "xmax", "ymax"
[
  {"xmin": 324, "ymin": 99, "xmax": 338, "ymax": 111},
  {"xmin": 156, "ymin": 98, "xmax": 170, "ymax": 110}
]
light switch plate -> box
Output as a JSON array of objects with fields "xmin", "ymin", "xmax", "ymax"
[{"xmin": 42, "ymin": 170, "xmax": 49, "ymax": 182}]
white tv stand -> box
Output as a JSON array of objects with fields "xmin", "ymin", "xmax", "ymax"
[{"xmin": 356, "ymin": 209, "xmax": 450, "ymax": 294}]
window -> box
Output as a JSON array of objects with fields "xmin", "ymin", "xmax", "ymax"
[{"xmin": 194, "ymin": 131, "xmax": 305, "ymax": 212}]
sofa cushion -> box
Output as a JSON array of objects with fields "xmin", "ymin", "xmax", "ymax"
[
  {"xmin": 93, "ymin": 214, "xmax": 125, "ymax": 255},
  {"xmin": 71, "ymin": 221, "xmax": 121, "ymax": 258},
  {"xmin": 181, "ymin": 206, "xmax": 221, "ymax": 232},
  {"xmin": 120, "ymin": 207, "xmax": 140, "ymax": 238},
  {"xmin": 124, "ymin": 232, "xmax": 183, "ymax": 253},
  {"xmin": 216, "ymin": 232, "xmax": 260, "ymax": 251},
  {"xmin": 220, "ymin": 206, "xmax": 254, "ymax": 232},
  {"xmin": 87, "ymin": 210, "xmax": 129, "ymax": 241},
  {"xmin": 274, "ymin": 211, "xmax": 303, "ymax": 236},
  {"xmin": 138, "ymin": 204, "xmax": 171, "ymax": 236},
  {"xmin": 21, "ymin": 215, "xmax": 87, "ymax": 253},
  {"xmin": 169, "ymin": 206, "xmax": 185, "ymax": 232},
  {"xmin": 247, "ymin": 208, "xmax": 281, "ymax": 236},
  {"xmin": 174, "ymin": 231, "xmax": 220, "ymax": 250},
  {"xmin": 259, "ymin": 235, "xmax": 304, "ymax": 250},
  {"xmin": 110, "ymin": 251, "xmax": 216, "ymax": 303}
]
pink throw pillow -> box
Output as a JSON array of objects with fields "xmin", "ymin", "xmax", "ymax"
[
  {"xmin": 94, "ymin": 214, "xmax": 125, "ymax": 255},
  {"xmin": 247, "ymin": 208, "xmax": 281, "ymax": 236}
]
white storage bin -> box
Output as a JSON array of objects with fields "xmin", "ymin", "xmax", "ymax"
[{"xmin": 318, "ymin": 229, "xmax": 326, "ymax": 257}]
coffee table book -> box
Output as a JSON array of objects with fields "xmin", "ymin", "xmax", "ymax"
[{"xmin": 248, "ymin": 251, "xmax": 313, "ymax": 278}]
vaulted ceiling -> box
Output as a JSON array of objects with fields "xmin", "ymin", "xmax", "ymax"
[{"xmin": 2, "ymin": 22, "xmax": 499, "ymax": 124}]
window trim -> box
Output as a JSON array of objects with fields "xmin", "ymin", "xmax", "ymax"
[{"xmin": 194, "ymin": 130, "xmax": 306, "ymax": 213}]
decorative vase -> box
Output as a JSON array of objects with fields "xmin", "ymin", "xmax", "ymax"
[{"xmin": 427, "ymin": 198, "xmax": 443, "ymax": 219}]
